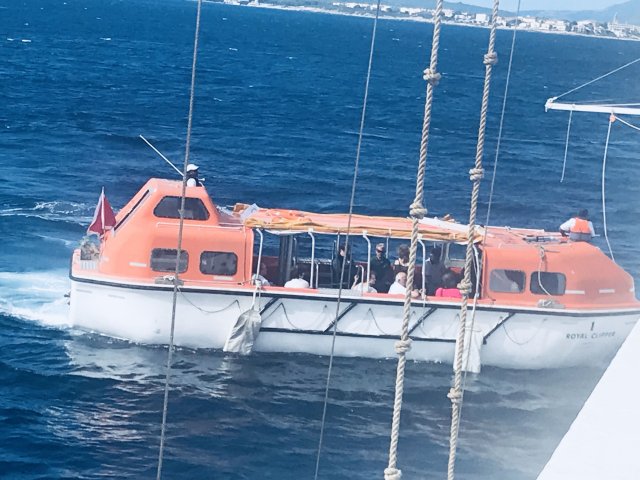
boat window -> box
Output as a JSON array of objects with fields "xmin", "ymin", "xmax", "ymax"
[
  {"xmin": 489, "ymin": 269, "xmax": 525, "ymax": 293},
  {"xmin": 150, "ymin": 248, "xmax": 188, "ymax": 273},
  {"xmin": 200, "ymin": 251, "xmax": 238, "ymax": 276},
  {"xmin": 448, "ymin": 243, "xmax": 466, "ymax": 261},
  {"xmin": 530, "ymin": 272, "xmax": 566, "ymax": 295},
  {"xmin": 153, "ymin": 196, "xmax": 210, "ymax": 220}
]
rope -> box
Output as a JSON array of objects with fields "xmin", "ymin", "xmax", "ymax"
[
  {"xmin": 156, "ymin": 1, "xmax": 203, "ymax": 478},
  {"xmin": 535, "ymin": 246, "xmax": 553, "ymax": 297},
  {"xmin": 448, "ymin": 1, "xmax": 500, "ymax": 479},
  {"xmin": 615, "ymin": 115, "xmax": 640, "ymax": 132},
  {"xmin": 554, "ymin": 55, "xmax": 640, "ymax": 101},
  {"xmin": 560, "ymin": 108, "xmax": 573, "ymax": 183},
  {"xmin": 384, "ymin": 2, "xmax": 444, "ymax": 479},
  {"xmin": 179, "ymin": 290, "xmax": 241, "ymax": 314},
  {"xmin": 485, "ymin": 0, "xmax": 521, "ymax": 227},
  {"xmin": 313, "ymin": 2, "xmax": 381, "ymax": 478},
  {"xmin": 602, "ymin": 115, "xmax": 616, "ymax": 262}
]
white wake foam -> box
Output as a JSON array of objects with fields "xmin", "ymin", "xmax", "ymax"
[
  {"xmin": 0, "ymin": 270, "xmax": 71, "ymax": 327},
  {"xmin": 0, "ymin": 200, "xmax": 93, "ymax": 225}
]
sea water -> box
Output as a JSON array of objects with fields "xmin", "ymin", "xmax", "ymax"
[{"xmin": 1, "ymin": 0, "xmax": 639, "ymax": 478}]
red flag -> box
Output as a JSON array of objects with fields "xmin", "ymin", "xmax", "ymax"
[{"xmin": 87, "ymin": 187, "xmax": 117, "ymax": 237}]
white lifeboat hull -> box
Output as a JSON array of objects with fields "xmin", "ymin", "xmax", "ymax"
[{"xmin": 68, "ymin": 276, "xmax": 639, "ymax": 370}]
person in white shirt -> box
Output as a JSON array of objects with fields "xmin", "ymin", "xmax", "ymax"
[
  {"xmin": 284, "ymin": 266, "xmax": 310, "ymax": 289},
  {"xmin": 388, "ymin": 271, "xmax": 420, "ymax": 298},
  {"xmin": 351, "ymin": 272, "xmax": 377, "ymax": 293},
  {"xmin": 252, "ymin": 262, "xmax": 271, "ymax": 287},
  {"xmin": 559, "ymin": 209, "xmax": 595, "ymax": 242},
  {"xmin": 186, "ymin": 164, "xmax": 202, "ymax": 187}
]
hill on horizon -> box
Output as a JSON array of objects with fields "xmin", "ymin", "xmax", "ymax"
[
  {"xmin": 302, "ymin": 0, "xmax": 640, "ymax": 25},
  {"xmin": 522, "ymin": 0, "xmax": 640, "ymax": 24}
]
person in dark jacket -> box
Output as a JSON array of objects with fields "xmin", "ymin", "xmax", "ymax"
[
  {"xmin": 331, "ymin": 244, "xmax": 353, "ymax": 288},
  {"xmin": 370, "ymin": 242, "xmax": 392, "ymax": 293}
]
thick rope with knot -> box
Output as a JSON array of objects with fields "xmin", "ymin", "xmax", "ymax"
[
  {"xmin": 447, "ymin": 1, "xmax": 500, "ymax": 480},
  {"xmin": 423, "ymin": 68, "xmax": 441, "ymax": 85},
  {"xmin": 469, "ymin": 167, "xmax": 484, "ymax": 182},
  {"xmin": 410, "ymin": 202, "xmax": 428, "ymax": 219},
  {"xmin": 447, "ymin": 388, "xmax": 462, "ymax": 404},
  {"xmin": 384, "ymin": 467, "xmax": 402, "ymax": 480},
  {"xmin": 395, "ymin": 339, "xmax": 412, "ymax": 354},
  {"xmin": 384, "ymin": 1, "xmax": 445, "ymax": 479},
  {"xmin": 484, "ymin": 52, "xmax": 498, "ymax": 66}
]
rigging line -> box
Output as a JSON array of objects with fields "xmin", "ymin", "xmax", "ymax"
[
  {"xmin": 459, "ymin": 245, "xmax": 482, "ymax": 400},
  {"xmin": 554, "ymin": 56, "xmax": 640, "ymax": 101},
  {"xmin": 385, "ymin": 1, "xmax": 445, "ymax": 479},
  {"xmin": 156, "ymin": 1, "xmax": 203, "ymax": 479},
  {"xmin": 560, "ymin": 109, "xmax": 573, "ymax": 183},
  {"xmin": 571, "ymin": 100, "xmax": 640, "ymax": 106},
  {"xmin": 313, "ymin": 1, "xmax": 382, "ymax": 478},
  {"xmin": 602, "ymin": 115, "xmax": 616, "ymax": 263},
  {"xmin": 448, "ymin": 0, "xmax": 500, "ymax": 479},
  {"xmin": 615, "ymin": 115, "xmax": 640, "ymax": 132},
  {"xmin": 484, "ymin": 0, "xmax": 521, "ymax": 227},
  {"xmin": 457, "ymin": 291, "xmax": 480, "ymax": 437}
]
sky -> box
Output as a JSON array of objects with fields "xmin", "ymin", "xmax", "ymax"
[{"xmin": 467, "ymin": 0, "xmax": 623, "ymax": 10}]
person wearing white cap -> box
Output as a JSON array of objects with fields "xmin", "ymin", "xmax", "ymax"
[{"xmin": 186, "ymin": 164, "xmax": 202, "ymax": 187}]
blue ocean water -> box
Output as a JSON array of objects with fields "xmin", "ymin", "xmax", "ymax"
[{"xmin": 1, "ymin": 0, "xmax": 639, "ymax": 478}]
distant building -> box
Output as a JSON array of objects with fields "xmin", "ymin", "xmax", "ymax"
[
  {"xmin": 542, "ymin": 19, "xmax": 568, "ymax": 31},
  {"xmin": 608, "ymin": 16, "xmax": 640, "ymax": 38},
  {"xmin": 400, "ymin": 7, "xmax": 424, "ymax": 15}
]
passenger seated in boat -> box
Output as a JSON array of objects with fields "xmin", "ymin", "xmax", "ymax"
[
  {"xmin": 388, "ymin": 271, "xmax": 419, "ymax": 298},
  {"xmin": 560, "ymin": 209, "xmax": 595, "ymax": 242},
  {"xmin": 351, "ymin": 272, "xmax": 377, "ymax": 293},
  {"xmin": 425, "ymin": 246, "xmax": 446, "ymax": 295},
  {"xmin": 284, "ymin": 266, "xmax": 310, "ymax": 289},
  {"xmin": 392, "ymin": 244, "xmax": 410, "ymax": 275},
  {"xmin": 331, "ymin": 244, "xmax": 353, "ymax": 288},
  {"xmin": 251, "ymin": 262, "xmax": 271, "ymax": 287},
  {"xmin": 435, "ymin": 270, "xmax": 462, "ymax": 298}
]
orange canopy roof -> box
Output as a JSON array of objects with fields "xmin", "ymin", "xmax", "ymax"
[{"xmin": 234, "ymin": 204, "xmax": 484, "ymax": 243}]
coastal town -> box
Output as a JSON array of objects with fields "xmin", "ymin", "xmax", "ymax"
[{"xmin": 216, "ymin": 0, "xmax": 640, "ymax": 40}]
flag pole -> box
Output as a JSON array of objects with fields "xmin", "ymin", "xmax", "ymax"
[{"xmin": 100, "ymin": 187, "xmax": 105, "ymax": 239}]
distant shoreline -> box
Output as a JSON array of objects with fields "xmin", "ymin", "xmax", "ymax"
[{"xmin": 205, "ymin": 1, "xmax": 640, "ymax": 43}]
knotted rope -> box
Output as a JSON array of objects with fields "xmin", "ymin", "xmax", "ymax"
[
  {"xmin": 447, "ymin": 1, "xmax": 500, "ymax": 479},
  {"xmin": 156, "ymin": 1, "xmax": 203, "ymax": 479},
  {"xmin": 384, "ymin": 1, "xmax": 444, "ymax": 478}
]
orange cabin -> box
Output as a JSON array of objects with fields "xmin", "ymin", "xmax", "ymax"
[
  {"xmin": 95, "ymin": 179, "xmax": 254, "ymax": 285},
  {"xmin": 481, "ymin": 232, "xmax": 637, "ymax": 308},
  {"xmin": 75, "ymin": 179, "xmax": 638, "ymax": 311}
]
